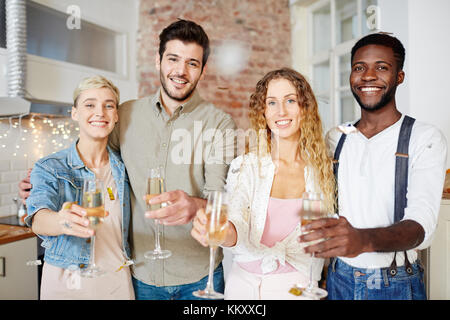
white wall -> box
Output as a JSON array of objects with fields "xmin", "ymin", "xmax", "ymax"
[
  {"xmin": 407, "ymin": 0, "xmax": 450, "ymax": 168},
  {"xmin": 379, "ymin": 0, "xmax": 450, "ymax": 168},
  {"xmin": 378, "ymin": 0, "xmax": 410, "ymax": 115}
]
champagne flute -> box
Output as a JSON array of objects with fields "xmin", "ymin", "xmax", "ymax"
[
  {"xmin": 144, "ymin": 167, "xmax": 172, "ymax": 260},
  {"xmin": 80, "ymin": 178, "xmax": 106, "ymax": 278},
  {"xmin": 193, "ymin": 191, "xmax": 228, "ymax": 299},
  {"xmin": 291, "ymin": 192, "xmax": 331, "ymax": 299}
]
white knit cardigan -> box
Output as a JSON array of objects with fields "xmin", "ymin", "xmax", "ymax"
[{"xmin": 224, "ymin": 153, "xmax": 324, "ymax": 280}]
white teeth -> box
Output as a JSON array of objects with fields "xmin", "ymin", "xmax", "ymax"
[
  {"xmin": 172, "ymin": 78, "xmax": 187, "ymax": 84},
  {"xmin": 90, "ymin": 122, "xmax": 106, "ymax": 126},
  {"xmin": 276, "ymin": 120, "xmax": 291, "ymax": 125},
  {"xmin": 361, "ymin": 87, "xmax": 381, "ymax": 92}
]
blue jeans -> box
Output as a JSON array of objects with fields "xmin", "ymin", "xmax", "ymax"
[
  {"xmin": 132, "ymin": 263, "xmax": 225, "ymax": 300},
  {"xmin": 326, "ymin": 258, "xmax": 426, "ymax": 300}
]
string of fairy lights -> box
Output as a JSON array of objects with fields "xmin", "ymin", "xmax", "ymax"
[{"xmin": 0, "ymin": 114, "xmax": 79, "ymax": 161}]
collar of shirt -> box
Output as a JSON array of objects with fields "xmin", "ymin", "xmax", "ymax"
[
  {"xmin": 67, "ymin": 139, "xmax": 124, "ymax": 175},
  {"xmin": 150, "ymin": 87, "xmax": 203, "ymax": 120}
]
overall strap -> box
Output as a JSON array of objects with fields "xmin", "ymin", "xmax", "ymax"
[
  {"xmin": 333, "ymin": 134, "xmax": 347, "ymax": 178},
  {"xmin": 333, "ymin": 120, "xmax": 360, "ymax": 215},
  {"xmin": 389, "ymin": 115, "xmax": 416, "ymax": 276},
  {"xmin": 394, "ymin": 115, "xmax": 416, "ymax": 222},
  {"xmin": 333, "ymin": 134, "xmax": 346, "ymax": 216}
]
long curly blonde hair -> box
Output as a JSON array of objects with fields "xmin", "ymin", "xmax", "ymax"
[{"xmin": 247, "ymin": 68, "xmax": 336, "ymax": 213}]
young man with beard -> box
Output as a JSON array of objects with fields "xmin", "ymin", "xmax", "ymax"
[
  {"xmin": 299, "ymin": 33, "xmax": 447, "ymax": 300},
  {"xmin": 108, "ymin": 19, "xmax": 236, "ymax": 300}
]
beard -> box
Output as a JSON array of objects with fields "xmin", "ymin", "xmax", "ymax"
[
  {"xmin": 160, "ymin": 72, "xmax": 198, "ymax": 102},
  {"xmin": 351, "ymin": 84, "xmax": 397, "ymax": 112}
]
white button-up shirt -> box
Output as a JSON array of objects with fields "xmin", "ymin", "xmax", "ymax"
[{"xmin": 326, "ymin": 115, "xmax": 447, "ymax": 268}]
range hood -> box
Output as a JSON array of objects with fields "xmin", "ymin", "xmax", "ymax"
[
  {"xmin": 29, "ymin": 99, "xmax": 72, "ymax": 117},
  {"xmin": 0, "ymin": 97, "xmax": 72, "ymax": 117},
  {"xmin": 0, "ymin": 0, "xmax": 71, "ymax": 118}
]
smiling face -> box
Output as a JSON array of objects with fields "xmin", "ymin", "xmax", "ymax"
[
  {"xmin": 350, "ymin": 44, "xmax": 404, "ymax": 112},
  {"xmin": 71, "ymin": 87, "xmax": 118, "ymax": 142},
  {"xmin": 156, "ymin": 39, "xmax": 204, "ymax": 105},
  {"xmin": 264, "ymin": 78, "xmax": 302, "ymax": 141}
]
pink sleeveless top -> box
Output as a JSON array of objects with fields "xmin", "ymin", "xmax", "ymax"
[{"xmin": 238, "ymin": 197, "xmax": 302, "ymax": 274}]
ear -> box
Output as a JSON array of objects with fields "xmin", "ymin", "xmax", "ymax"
[
  {"xmin": 71, "ymin": 106, "xmax": 78, "ymax": 121},
  {"xmin": 397, "ymin": 70, "xmax": 405, "ymax": 85},
  {"xmin": 155, "ymin": 52, "xmax": 161, "ymax": 72},
  {"xmin": 200, "ymin": 63, "xmax": 207, "ymax": 80}
]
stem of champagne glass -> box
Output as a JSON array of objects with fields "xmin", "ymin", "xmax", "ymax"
[
  {"xmin": 154, "ymin": 219, "xmax": 162, "ymax": 253},
  {"xmin": 205, "ymin": 246, "xmax": 216, "ymax": 293},
  {"xmin": 307, "ymin": 252, "xmax": 314, "ymax": 291},
  {"xmin": 90, "ymin": 235, "xmax": 96, "ymax": 268}
]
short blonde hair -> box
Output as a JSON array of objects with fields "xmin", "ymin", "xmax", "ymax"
[{"xmin": 73, "ymin": 75, "xmax": 120, "ymax": 107}]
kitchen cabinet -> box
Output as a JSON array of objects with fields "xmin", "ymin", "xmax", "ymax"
[
  {"xmin": 426, "ymin": 199, "xmax": 450, "ymax": 300},
  {"xmin": 0, "ymin": 225, "xmax": 38, "ymax": 300}
]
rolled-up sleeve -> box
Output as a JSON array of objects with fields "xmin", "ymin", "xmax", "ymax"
[
  {"xmin": 203, "ymin": 114, "xmax": 237, "ymax": 197},
  {"xmin": 403, "ymin": 127, "xmax": 448, "ymax": 249},
  {"xmin": 25, "ymin": 161, "xmax": 61, "ymax": 228}
]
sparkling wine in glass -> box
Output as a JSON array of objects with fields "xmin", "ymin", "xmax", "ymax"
[
  {"xmin": 144, "ymin": 167, "xmax": 172, "ymax": 260},
  {"xmin": 290, "ymin": 192, "xmax": 330, "ymax": 299},
  {"xmin": 80, "ymin": 178, "xmax": 106, "ymax": 278},
  {"xmin": 193, "ymin": 191, "xmax": 228, "ymax": 299}
]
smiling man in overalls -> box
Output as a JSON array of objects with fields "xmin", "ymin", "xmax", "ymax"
[{"xmin": 299, "ymin": 33, "xmax": 447, "ymax": 300}]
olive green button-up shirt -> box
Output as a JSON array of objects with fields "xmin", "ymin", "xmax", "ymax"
[{"xmin": 109, "ymin": 89, "xmax": 237, "ymax": 286}]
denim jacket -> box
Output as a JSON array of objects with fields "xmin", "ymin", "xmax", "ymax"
[{"xmin": 25, "ymin": 141, "xmax": 131, "ymax": 269}]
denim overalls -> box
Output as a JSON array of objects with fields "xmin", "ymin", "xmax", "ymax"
[
  {"xmin": 328, "ymin": 115, "xmax": 426, "ymax": 300},
  {"xmin": 25, "ymin": 141, "xmax": 132, "ymax": 270}
]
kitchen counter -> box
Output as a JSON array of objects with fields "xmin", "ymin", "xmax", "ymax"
[
  {"xmin": 0, "ymin": 223, "xmax": 35, "ymax": 245},
  {"xmin": 0, "ymin": 215, "xmax": 24, "ymax": 226}
]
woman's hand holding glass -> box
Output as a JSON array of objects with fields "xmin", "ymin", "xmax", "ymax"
[
  {"xmin": 56, "ymin": 202, "xmax": 94, "ymax": 238},
  {"xmin": 191, "ymin": 205, "xmax": 237, "ymax": 248}
]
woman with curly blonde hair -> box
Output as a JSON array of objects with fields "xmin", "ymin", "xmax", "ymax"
[{"xmin": 192, "ymin": 68, "xmax": 336, "ymax": 300}]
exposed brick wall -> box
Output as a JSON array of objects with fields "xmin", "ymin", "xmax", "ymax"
[{"xmin": 137, "ymin": 0, "xmax": 292, "ymax": 129}]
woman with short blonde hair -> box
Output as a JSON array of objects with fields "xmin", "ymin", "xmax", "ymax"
[{"xmin": 26, "ymin": 75, "xmax": 134, "ymax": 300}]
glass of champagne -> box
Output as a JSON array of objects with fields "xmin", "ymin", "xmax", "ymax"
[
  {"xmin": 80, "ymin": 178, "xmax": 106, "ymax": 278},
  {"xmin": 292, "ymin": 192, "xmax": 331, "ymax": 299},
  {"xmin": 144, "ymin": 167, "xmax": 171, "ymax": 260},
  {"xmin": 193, "ymin": 190, "xmax": 228, "ymax": 299}
]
